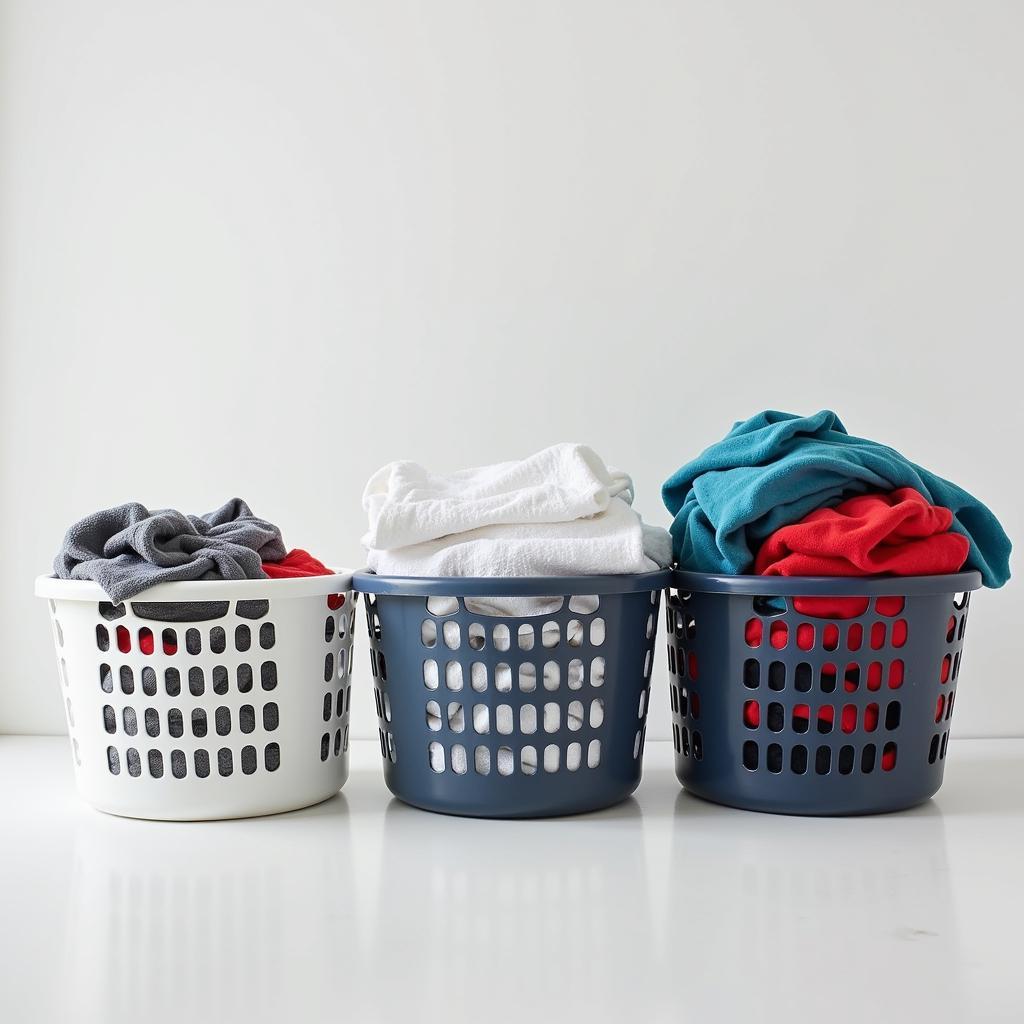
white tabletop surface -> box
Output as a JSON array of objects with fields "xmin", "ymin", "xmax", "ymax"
[{"xmin": 1, "ymin": 736, "xmax": 1022, "ymax": 1024}]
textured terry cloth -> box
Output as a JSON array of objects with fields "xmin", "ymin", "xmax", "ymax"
[
  {"xmin": 262, "ymin": 549, "xmax": 333, "ymax": 578},
  {"xmin": 754, "ymin": 488, "xmax": 970, "ymax": 617},
  {"xmin": 661, "ymin": 410, "xmax": 1011, "ymax": 588},
  {"xmin": 54, "ymin": 498, "xmax": 286, "ymax": 603}
]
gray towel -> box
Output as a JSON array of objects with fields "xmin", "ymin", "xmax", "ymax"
[{"xmin": 54, "ymin": 498, "xmax": 287, "ymax": 602}]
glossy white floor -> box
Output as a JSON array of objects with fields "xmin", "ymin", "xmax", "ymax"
[{"xmin": 1, "ymin": 737, "xmax": 1022, "ymax": 1024}]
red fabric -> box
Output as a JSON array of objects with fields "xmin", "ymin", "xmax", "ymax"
[
  {"xmin": 754, "ymin": 488, "xmax": 969, "ymax": 618},
  {"xmin": 262, "ymin": 548, "xmax": 333, "ymax": 579}
]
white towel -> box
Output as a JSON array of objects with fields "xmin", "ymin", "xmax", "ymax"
[{"xmin": 363, "ymin": 444, "xmax": 671, "ymax": 578}]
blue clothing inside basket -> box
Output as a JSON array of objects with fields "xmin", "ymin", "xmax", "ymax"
[{"xmin": 661, "ymin": 409, "xmax": 1011, "ymax": 587}]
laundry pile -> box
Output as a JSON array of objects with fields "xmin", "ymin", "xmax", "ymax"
[
  {"xmin": 362, "ymin": 443, "xmax": 670, "ymax": 611},
  {"xmin": 54, "ymin": 498, "xmax": 332, "ymax": 601},
  {"xmin": 662, "ymin": 409, "xmax": 1011, "ymax": 593}
]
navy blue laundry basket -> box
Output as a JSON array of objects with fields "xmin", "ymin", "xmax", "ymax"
[
  {"xmin": 666, "ymin": 570, "xmax": 981, "ymax": 815},
  {"xmin": 353, "ymin": 571, "xmax": 670, "ymax": 818}
]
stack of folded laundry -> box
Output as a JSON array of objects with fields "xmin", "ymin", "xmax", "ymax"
[
  {"xmin": 54, "ymin": 498, "xmax": 332, "ymax": 602},
  {"xmin": 362, "ymin": 443, "xmax": 671, "ymax": 612},
  {"xmin": 662, "ymin": 409, "xmax": 1011, "ymax": 592}
]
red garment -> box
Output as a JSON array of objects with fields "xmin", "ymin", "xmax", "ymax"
[
  {"xmin": 754, "ymin": 488, "xmax": 969, "ymax": 617},
  {"xmin": 262, "ymin": 548, "xmax": 334, "ymax": 578}
]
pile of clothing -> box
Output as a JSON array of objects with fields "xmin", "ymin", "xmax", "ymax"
[
  {"xmin": 362, "ymin": 443, "xmax": 671, "ymax": 598},
  {"xmin": 54, "ymin": 498, "xmax": 332, "ymax": 602},
  {"xmin": 662, "ymin": 409, "xmax": 1011, "ymax": 596}
]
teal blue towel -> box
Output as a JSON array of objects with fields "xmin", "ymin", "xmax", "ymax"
[{"xmin": 662, "ymin": 410, "xmax": 1011, "ymax": 587}]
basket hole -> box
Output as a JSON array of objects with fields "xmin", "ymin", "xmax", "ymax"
[
  {"xmin": 590, "ymin": 618, "xmax": 606, "ymax": 646},
  {"xmin": 794, "ymin": 663, "xmax": 811, "ymax": 693},
  {"xmin": 882, "ymin": 741, "xmax": 897, "ymax": 771},
  {"xmin": 425, "ymin": 701, "xmax": 442, "ymax": 731},
  {"xmin": 841, "ymin": 705, "xmax": 857, "ymax": 733},
  {"xmin": 521, "ymin": 745, "xmax": 538, "ymax": 775},
  {"xmin": 170, "ymin": 749, "xmax": 187, "ymax": 779},
  {"xmin": 846, "ymin": 624, "xmax": 862, "ymax": 651},
  {"xmin": 544, "ymin": 662, "xmax": 560, "ymax": 691},
  {"xmin": 492, "ymin": 624, "xmax": 510, "ymax": 651},
  {"xmin": 445, "ymin": 661, "xmax": 463, "ymax": 691},
  {"xmin": 816, "ymin": 706, "xmax": 833, "ymax": 734},
  {"xmin": 953, "ymin": 592, "xmax": 969, "ymax": 610},
  {"xmin": 240, "ymin": 705, "xmax": 256, "ymax": 734},
  {"xmin": 885, "ymin": 701, "xmax": 901, "ymax": 730},
  {"xmin": 520, "ymin": 704, "xmax": 537, "ymax": 734},
  {"xmin": 442, "ymin": 621, "xmax": 461, "ymax": 649},
  {"xmin": 892, "ymin": 620, "xmax": 908, "ymax": 647},
  {"xmin": 543, "ymin": 702, "xmax": 561, "ymax": 733},
  {"xmin": 568, "ymin": 699, "xmax": 584, "ymax": 731},
  {"xmin": 568, "ymin": 594, "xmax": 599, "ymax": 615},
  {"xmin": 194, "ymin": 749, "xmax": 211, "ymax": 778},
  {"xmin": 496, "ymin": 746, "xmax": 513, "ymax": 776},
  {"xmin": 145, "ymin": 708, "xmax": 160, "ymax": 738},
  {"xmin": 496, "ymin": 704, "xmax": 514, "ymax": 735},
  {"xmin": 888, "ymin": 660, "xmax": 905, "ymax": 689},
  {"xmin": 768, "ymin": 662, "xmax": 785, "ymax": 691},
  {"xmin": 929, "ymin": 733, "xmax": 940, "ymax": 763},
  {"xmin": 234, "ymin": 625, "xmax": 251, "ymax": 652},
  {"xmin": 237, "ymin": 599, "xmax": 270, "ymax": 619},
  {"xmin": 742, "ymin": 660, "xmax": 760, "ymax": 689},
  {"xmin": 103, "ymin": 705, "xmax": 116, "ymax": 734},
  {"xmin": 510, "ymin": 664, "xmax": 533, "ymax": 694},
  {"xmin": 473, "ymin": 704, "xmax": 490, "ymax": 734},
  {"xmin": 468, "ymin": 623, "xmax": 486, "ymax": 650},
  {"xmin": 428, "ymin": 742, "xmax": 445, "ymax": 773},
  {"xmin": 838, "ymin": 745, "xmax": 855, "ymax": 775},
  {"xmin": 517, "ymin": 624, "xmax": 535, "ymax": 650},
  {"xmin": 590, "ymin": 698, "xmax": 605, "ymax": 729},
  {"xmin": 567, "ymin": 620, "xmax": 584, "ymax": 647},
  {"xmin": 946, "ymin": 616, "xmax": 956, "ymax": 643},
  {"xmin": 822, "ymin": 625, "xmax": 839, "ymax": 651},
  {"xmin": 543, "ymin": 744, "xmax": 560, "ymax": 772},
  {"xmin": 495, "ymin": 663, "xmax": 512, "ymax": 693},
  {"xmin": 815, "ymin": 746, "xmax": 831, "ymax": 775},
  {"xmin": 259, "ymin": 623, "xmax": 276, "ymax": 649},
  {"xmin": 240, "ymin": 745, "xmax": 257, "ymax": 776},
  {"xmin": 743, "ymin": 700, "xmax": 760, "ymax": 729},
  {"xmin": 206, "ymin": 626, "xmax": 224, "ymax": 655},
  {"xmin": 844, "ymin": 664, "xmax": 860, "ymax": 692},
  {"xmin": 753, "ymin": 596, "xmax": 787, "ymax": 617},
  {"xmin": 189, "ymin": 667, "xmax": 204, "ymax": 697},
  {"xmin": 423, "ymin": 659, "xmax": 439, "ymax": 690},
  {"xmin": 634, "ymin": 729, "xmax": 643, "ymax": 759},
  {"xmin": 542, "ymin": 621, "xmax": 560, "ymax": 648},
  {"xmin": 426, "ymin": 596, "xmax": 459, "ymax": 617},
  {"xmin": 791, "ymin": 745, "xmax": 808, "ymax": 774},
  {"xmin": 742, "ymin": 741, "xmax": 758, "ymax": 771},
  {"xmin": 119, "ymin": 666, "xmax": 134, "ymax": 695},
  {"xmin": 447, "ymin": 702, "xmax": 464, "ymax": 732},
  {"xmin": 861, "ymin": 743, "xmax": 876, "ymax": 773},
  {"xmin": 870, "ymin": 622, "xmax": 886, "ymax": 650},
  {"xmin": 98, "ymin": 601, "xmax": 125, "ymax": 621},
  {"xmin": 568, "ymin": 659, "xmax": 584, "ymax": 690},
  {"xmin": 261, "ymin": 662, "xmax": 277, "ymax": 691},
  {"xmin": 646, "ymin": 614, "xmax": 655, "ymax": 640},
  {"xmin": 591, "ymin": 657, "xmax": 606, "ymax": 687},
  {"xmin": 766, "ymin": 743, "xmax": 783, "ymax": 773},
  {"xmin": 940, "ymin": 655, "xmax": 952, "ymax": 683},
  {"xmin": 820, "ymin": 663, "xmax": 837, "ymax": 693},
  {"xmin": 864, "ymin": 703, "xmax": 879, "ymax": 732},
  {"xmin": 116, "ymin": 626, "xmax": 131, "ymax": 653},
  {"xmin": 566, "ymin": 741, "xmax": 582, "ymax": 772},
  {"xmin": 866, "ymin": 662, "xmax": 882, "ymax": 691},
  {"xmin": 474, "ymin": 745, "xmax": 491, "ymax": 775},
  {"xmin": 215, "ymin": 706, "xmax": 231, "ymax": 736},
  {"xmin": 692, "ymin": 732, "xmax": 703, "ymax": 761},
  {"xmin": 470, "ymin": 662, "xmax": 487, "ymax": 692},
  {"xmin": 797, "ymin": 624, "xmax": 815, "ymax": 651},
  {"xmin": 940, "ymin": 732, "xmax": 949, "ymax": 759},
  {"xmin": 744, "ymin": 619, "xmax": 763, "ymax": 648},
  {"xmin": 336, "ymin": 689, "xmax": 345, "ymax": 718},
  {"xmin": 793, "ymin": 704, "xmax": 809, "ymax": 733},
  {"xmin": 421, "ymin": 620, "xmax": 437, "ymax": 648},
  {"xmin": 99, "ymin": 663, "xmax": 113, "ymax": 693},
  {"xmin": 95, "ymin": 625, "xmax": 109, "ymax": 652},
  {"xmin": 767, "ymin": 702, "xmax": 784, "ymax": 732},
  {"xmin": 450, "ymin": 743, "xmax": 468, "ymax": 775},
  {"xmin": 126, "ymin": 748, "xmax": 142, "ymax": 777},
  {"xmin": 141, "ymin": 667, "xmax": 157, "ymax": 697}
]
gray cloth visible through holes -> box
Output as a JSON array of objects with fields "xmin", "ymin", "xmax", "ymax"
[
  {"xmin": 53, "ymin": 498, "xmax": 287, "ymax": 603},
  {"xmin": 131, "ymin": 602, "xmax": 230, "ymax": 622}
]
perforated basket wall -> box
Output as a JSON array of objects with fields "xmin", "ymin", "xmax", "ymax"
[
  {"xmin": 354, "ymin": 571, "xmax": 670, "ymax": 818},
  {"xmin": 36, "ymin": 573, "xmax": 356, "ymax": 820},
  {"xmin": 665, "ymin": 570, "xmax": 982, "ymax": 815}
]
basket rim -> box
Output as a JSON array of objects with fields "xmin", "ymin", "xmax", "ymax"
[
  {"xmin": 671, "ymin": 569, "xmax": 983, "ymax": 597},
  {"xmin": 34, "ymin": 570, "xmax": 355, "ymax": 603},
  {"xmin": 352, "ymin": 569, "xmax": 672, "ymax": 597}
]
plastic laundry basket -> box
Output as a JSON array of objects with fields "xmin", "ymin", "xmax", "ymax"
[
  {"xmin": 35, "ymin": 572, "xmax": 356, "ymax": 820},
  {"xmin": 353, "ymin": 570, "xmax": 670, "ymax": 818},
  {"xmin": 665, "ymin": 569, "xmax": 982, "ymax": 815}
]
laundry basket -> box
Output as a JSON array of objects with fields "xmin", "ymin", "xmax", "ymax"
[
  {"xmin": 665, "ymin": 569, "xmax": 982, "ymax": 815},
  {"xmin": 35, "ymin": 572, "xmax": 356, "ymax": 820},
  {"xmin": 353, "ymin": 571, "xmax": 670, "ymax": 818}
]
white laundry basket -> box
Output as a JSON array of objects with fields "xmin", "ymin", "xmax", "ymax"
[{"xmin": 35, "ymin": 571, "xmax": 356, "ymax": 820}]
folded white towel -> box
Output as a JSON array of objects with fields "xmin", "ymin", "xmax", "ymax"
[{"xmin": 363, "ymin": 444, "xmax": 671, "ymax": 582}]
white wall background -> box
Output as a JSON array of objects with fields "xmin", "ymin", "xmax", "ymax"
[{"xmin": 1, "ymin": 0, "xmax": 1020, "ymax": 741}]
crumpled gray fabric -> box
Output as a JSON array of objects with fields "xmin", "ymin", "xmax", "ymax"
[{"xmin": 54, "ymin": 498, "xmax": 287, "ymax": 602}]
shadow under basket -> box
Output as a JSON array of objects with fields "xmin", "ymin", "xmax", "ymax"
[
  {"xmin": 353, "ymin": 571, "xmax": 670, "ymax": 818},
  {"xmin": 35, "ymin": 572, "xmax": 356, "ymax": 820},
  {"xmin": 665, "ymin": 570, "xmax": 982, "ymax": 816}
]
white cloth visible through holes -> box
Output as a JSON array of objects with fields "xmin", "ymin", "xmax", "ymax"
[{"xmin": 362, "ymin": 444, "xmax": 671, "ymax": 614}]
